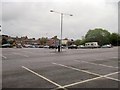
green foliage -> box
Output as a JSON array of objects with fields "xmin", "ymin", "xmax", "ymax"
[
  {"xmin": 2, "ymin": 38, "xmax": 9, "ymax": 45},
  {"xmin": 74, "ymin": 39, "xmax": 81, "ymax": 46},
  {"xmin": 80, "ymin": 36, "xmax": 86, "ymax": 45},
  {"xmin": 110, "ymin": 33, "xmax": 120, "ymax": 46},
  {"xmin": 8, "ymin": 39, "xmax": 14, "ymax": 45},
  {"xmin": 85, "ymin": 28, "xmax": 111, "ymax": 46}
]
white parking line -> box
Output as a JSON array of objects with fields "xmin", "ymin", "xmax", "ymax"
[
  {"xmin": 74, "ymin": 60, "xmax": 118, "ymax": 68},
  {"xmin": 22, "ymin": 64, "xmax": 119, "ymax": 89},
  {"xmin": 94, "ymin": 59, "xmax": 104, "ymax": 61},
  {"xmin": 22, "ymin": 55, "xmax": 29, "ymax": 57},
  {"xmin": 52, "ymin": 63, "xmax": 100, "ymax": 76},
  {"xmin": 22, "ymin": 66, "xmax": 64, "ymax": 89},
  {"xmin": 52, "ymin": 63, "xmax": 119, "ymax": 82},
  {"xmin": 62, "ymin": 72, "xmax": 119, "ymax": 88},
  {"xmin": 22, "ymin": 51, "xmax": 34, "ymax": 54},
  {"xmin": 13, "ymin": 53, "xmax": 29, "ymax": 57},
  {"xmin": 2, "ymin": 56, "xmax": 7, "ymax": 59},
  {"xmin": 112, "ymin": 57, "xmax": 118, "ymax": 59}
]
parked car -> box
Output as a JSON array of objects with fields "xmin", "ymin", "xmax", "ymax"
[
  {"xmin": 39, "ymin": 45, "xmax": 44, "ymax": 48},
  {"xmin": 68, "ymin": 45, "xmax": 77, "ymax": 49},
  {"xmin": 49, "ymin": 45, "xmax": 57, "ymax": 49},
  {"xmin": 16, "ymin": 44, "xmax": 23, "ymax": 48},
  {"xmin": 61, "ymin": 45, "xmax": 66, "ymax": 49},
  {"xmin": 24, "ymin": 44, "xmax": 35, "ymax": 48},
  {"xmin": 101, "ymin": 44, "xmax": 112, "ymax": 48},
  {"xmin": 43, "ymin": 45, "xmax": 49, "ymax": 48},
  {"xmin": 32, "ymin": 44, "xmax": 40, "ymax": 48},
  {"xmin": 2, "ymin": 44, "xmax": 12, "ymax": 48},
  {"xmin": 77, "ymin": 45, "xmax": 85, "ymax": 49}
]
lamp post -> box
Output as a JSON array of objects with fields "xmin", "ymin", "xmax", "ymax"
[
  {"xmin": 50, "ymin": 10, "xmax": 73, "ymax": 52},
  {"xmin": 0, "ymin": 25, "xmax": 1, "ymax": 35}
]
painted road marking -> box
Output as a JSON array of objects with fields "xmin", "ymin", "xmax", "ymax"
[
  {"xmin": 94, "ymin": 59, "xmax": 104, "ymax": 61},
  {"xmin": 13, "ymin": 53, "xmax": 29, "ymax": 57},
  {"xmin": 22, "ymin": 65, "xmax": 119, "ymax": 89},
  {"xmin": 74, "ymin": 60, "xmax": 118, "ymax": 68},
  {"xmin": 2, "ymin": 56, "xmax": 7, "ymax": 59},
  {"xmin": 52, "ymin": 63, "xmax": 119, "ymax": 82},
  {"xmin": 52, "ymin": 63, "xmax": 100, "ymax": 76},
  {"xmin": 22, "ymin": 51, "xmax": 34, "ymax": 54},
  {"xmin": 62, "ymin": 71, "xmax": 119, "ymax": 88},
  {"xmin": 112, "ymin": 57, "xmax": 118, "ymax": 59},
  {"xmin": 22, "ymin": 66, "xmax": 64, "ymax": 89}
]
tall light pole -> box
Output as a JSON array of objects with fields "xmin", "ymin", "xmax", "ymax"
[
  {"xmin": 50, "ymin": 10, "xmax": 73, "ymax": 52},
  {"xmin": 0, "ymin": 25, "xmax": 1, "ymax": 35}
]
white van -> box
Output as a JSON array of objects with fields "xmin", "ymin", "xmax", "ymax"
[{"xmin": 85, "ymin": 42, "xmax": 99, "ymax": 48}]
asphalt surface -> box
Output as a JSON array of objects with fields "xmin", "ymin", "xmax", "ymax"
[{"xmin": 2, "ymin": 47, "xmax": 120, "ymax": 90}]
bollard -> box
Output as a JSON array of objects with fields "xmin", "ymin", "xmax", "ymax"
[{"xmin": 58, "ymin": 45, "xmax": 60, "ymax": 52}]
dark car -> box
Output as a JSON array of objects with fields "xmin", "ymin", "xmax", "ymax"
[
  {"xmin": 68, "ymin": 45, "xmax": 77, "ymax": 49},
  {"xmin": 49, "ymin": 46, "xmax": 57, "ymax": 49}
]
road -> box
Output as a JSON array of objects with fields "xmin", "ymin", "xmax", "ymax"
[{"xmin": 2, "ymin": 47, "xmax": 119, "ymax": 90}]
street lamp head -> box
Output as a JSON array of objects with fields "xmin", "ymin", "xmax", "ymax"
[{"xmin": 50, "ymin": 10, "xmax": 54, "ymax": 12}]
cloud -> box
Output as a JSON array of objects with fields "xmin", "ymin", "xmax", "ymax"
[{"xmin": 1, "ymin": 0, "xmax": 118, "ymax": 39}]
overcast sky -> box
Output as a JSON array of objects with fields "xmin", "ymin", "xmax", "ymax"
[{"xmin": 1, "ymin": 0, "xmax": 119, "ymax": 39}]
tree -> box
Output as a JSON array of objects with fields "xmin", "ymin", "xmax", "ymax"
[
  {"xmin": 2, "ymin": 37, "xmax": 8, "ymax": 45},
  {"xmin": 79, "ymin": 36, "xmax": 86, "ymax": 45},
  {"xmin": 52, "ymin": 36, "xmax": 58, "ymax": 40},
  {"xmin": 118, "ymin": 34, "xmax": 120, "ymax": 46},
  {"xmin": 110, "ymin": 33, "xmax": 120, "ymax": 46},
  {"xmin": 40, "ymin": 37, "xmax": 47, "ymax": 45},
  {"xmin": 8, "ymin": 39, "xmax": 14, "ymax": 45},
  {"xmin": 85, "ymin": 28, "xmax": 111, "ymax": 46},
  {"xmin": 74, "ymin": 39, "xmax": 81, "ymax": 46}
]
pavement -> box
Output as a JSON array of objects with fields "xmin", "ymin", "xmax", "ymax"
[{"xmin": 1, "ymin": 47, "xmax": 120, "ymax": 90}]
